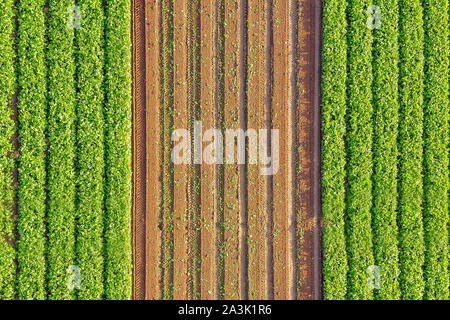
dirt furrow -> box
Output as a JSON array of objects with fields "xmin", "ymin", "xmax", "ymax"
[
  {"xmin": 187, "ymin": 0, "xmax": 202, "ymax": 299},
  {"xmin": 145, "ymin": 0, "xmax": 162, "ymax": 300},
  {"xmin": 161, "ymin": 0, "xmax": 175, "ymax": 299},
  {"xmin": 271, "ymin": 0, "xmax": 295, "ymax": 300},
  {"xmin": 132, "ymin": 0, "xmax": 146, "ymax": 300},
  {"xmin": 173, "ymin": 0, "xmax": 190, "ymax": 300},
  {"xmin": 247, "ymin": 0, "xmax": 269, "ymax": 300},
  {"xmin": 200, "ymin": 0, "xmax": 218, "ymax": 299},
  {"xmin": 297, "ymin": 0, "xmax": 316, "ymax": 299},
  {"xmin": 222, "ymin": 0, "xmax": 243, "ymax": 300}
]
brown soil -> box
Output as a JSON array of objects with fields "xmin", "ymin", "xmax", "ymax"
[
  {"xmin": 144, "ymin": 0, "xmax": 162, "ymax": 300},
  {"xmin": 296, "ymin": 0, "xmax": 322, "ymax": 300},
  {"xmin": 271, "ymin": 0, "xmax": 295, "ymax": 300},
  {"xmin": 131, "ymin": 0, "xmax": 322, "ymax": 300},
  {"xmin": 199, "ymin": 0, "xmax": 218, "ymax": 300},
  {"xmin": 223, "ymin": 0, "xmax": 243, "ymax": 300},
  {"xmin": 247, "ymin": 0, "xmax": 268, "ymax": 300},
  {"xmin": 172, "ymin": 0, "xmax": 190, "ymax": 300}
]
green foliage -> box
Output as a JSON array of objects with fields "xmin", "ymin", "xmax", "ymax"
[
  {"xmin": 345, "ymin": 0, "xmax": 374, "ymax": 300},
  {"xmin": 46, "ymin": 0, "xmax": 77, "ymax": 300},
  {"xmin": 75, "ymin": 0, "xmax": 105, "ymax": 300},
  {"xmin": 422, "ymin": 0, "xmax": 449, "ymax": 300},
  {"xmin": 104, "ymin": 0, "xmax": 133, "ymax": 300},
  {"xmin": 0, "ymin": 240, "xmax": 15, "ymax": 300},
  {"xmin": 0, "ymin": 0, "xmax": 16, "ymax": 300},
  {"xmin": 16, "ymin": 0, "xmax": 47, "ymax": 300},
  {"xmin": 371, "ymin": 0, "xmax": 401, "ymax": 300},
  {"xmin": 321, "ymin": 0, "xmax": 348, "ymax": 300},
  {"xmin": 398, "ymin": 0, "xmax": 425, "ymax": 300}
]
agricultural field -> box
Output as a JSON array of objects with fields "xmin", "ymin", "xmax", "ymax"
[
  {"xmin": 322, "ymin": 0, "xmax": 449, "ymax": 300},
  {"xmin": 0, "ymin": 0, "xmax": 132, "ymax": 300},
  {"xmin": 1, "ymin": 0, "xmax": 448, "ymax": 302}
]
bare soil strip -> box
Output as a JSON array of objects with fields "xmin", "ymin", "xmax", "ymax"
[
  {"xmin": 222, "ymin": 0, "xmax": 243, "ymax": 300},
  {"xmin": 187, "ymin": 0, "xmax": 202, "ymax": 299},
  {"xmin": 145, "ymin": 0, "xmax": 162, "ymax": 300},
  {"xmin": 132, "ymin": 0, "xmax": 322, "ymax": 300},
  {"xmin": 132, "ymin": 0, "xmax": 146, "ymax": 300},
  {"xmin": 297, "ymin": 0, "xmax": 318, "ymax": 300},
  {"xmin": 200, "ymin": 0, "xmax": 218, "ymax": 299},
  {"xmin": 271, "ymin": 0, "xmax": 295, "ymax": 300},
  {"xmin": 173, "ymin": 0, "xmax": 190, "ymax": 300},
  {"xmin": 247, "ymin": 0, "xmax": 269, "ymax": 300}
]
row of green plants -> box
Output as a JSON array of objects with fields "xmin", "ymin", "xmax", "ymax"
[
  {"xmin": 422, "ymin": 0, "xmax": 449, "ymax": 300},
  {"xmin": 321, "ymin": 0, "xmax": 349, "ymax": 300},
  {"xmin": 75, "ymin": 0, "xmax": 106, "ymax": 300},
  {"xmin": 0, "ymin": 0, "xmax": 16, "ymax": 300},
  {"xmin": 16, "ymin": 0, "xmax": 48, "ymax": 300},
  {"xmin": 0, "ymin": 0, "xmax": 132, "ymax": 300},
  {"xmin": 397, "ymin": 0, "xmax": 425, "ymax": 300},
  {"xmin": 345, "ymin": 0, "xmax": 375, "ymax": 300},
  {"xmin": 103, "ymin": 0, "xmax": 133, "ymax": 300},
  {"xmin": 46, "ymin": 0, "xmax": 77, "ymax": 300}
]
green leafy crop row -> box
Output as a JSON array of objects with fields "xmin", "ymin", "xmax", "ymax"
[
  {"xmin": 398, "ymin": 0, "xmax": 425, "ymax": 300},
  {"xmin": 104, "ymin": 0, "xmax": 133, "ymax": 300},
  {"xmin": 371, "ymin": 0, "xmax": 401, "ymax": 300},
  {"xmin": 16, "ymin": 0, "xmax": 48, "ymax": 300},
  {"xmin": 345, "ymin": 0, "xmax": 375, "ymax": 300},
  {"xmin": 422, "ymin": 0, "xmax": 449, "ymax": 300},
  {"xmin": 75, "ymin": 0, "xmax": 106, "ymax": 300},
  {"xmin": 321, "ymin": 0, "xmax": 349, "ymax": 300},
  {"xmin": 0, "ymin": 0, "xmax": 16, "ymax": 300},
  {"xmin": 46, "ymin": 0, "xmax": 77, "ymax": 300}
]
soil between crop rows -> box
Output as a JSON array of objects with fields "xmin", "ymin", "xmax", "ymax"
[{"xmin": 132, "ymin": 0, "xmax": 322, "ymax": 300}]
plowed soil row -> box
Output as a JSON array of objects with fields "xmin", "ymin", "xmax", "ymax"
[{"xmin": 132, "ymin": 0, "xmax": 322, "ymax": 300}]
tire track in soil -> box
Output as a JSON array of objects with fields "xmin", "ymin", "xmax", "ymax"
[
  {"xmin": 132, "ymin": 0, "xmax": 146, "ymax": 301},
  {"xmin": 296, "ymin": 0, "xmax": 322, "ymax": 300}
]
